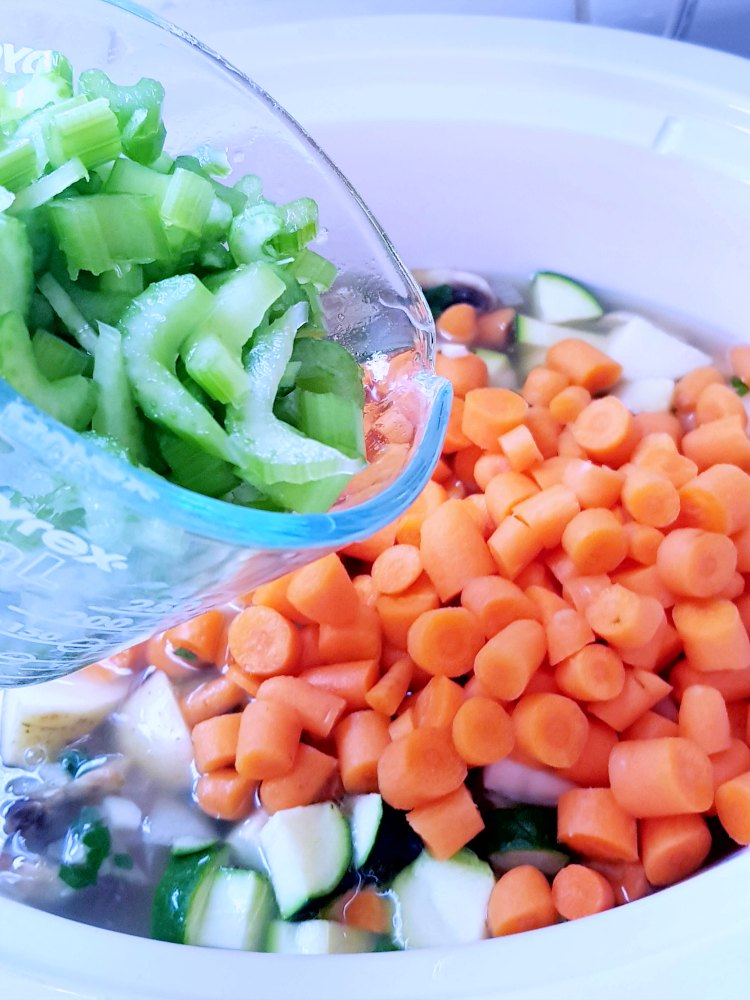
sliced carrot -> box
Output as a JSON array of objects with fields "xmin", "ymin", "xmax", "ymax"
[
  {"xmin": 608, "ymin": 737, "xmax": 714, "ymax": 816},
  {"xmin": 585, "ymin": 584, "xmax": 665, "ymax": 649},
  {"xmin": 673, "ymin": 366, "xmax": 723, "ymax": 412},
  {"xmin": 561, "ymin": 508, "xmax": 627, "ymax": 575},
  {"xmin": 513, "ymin": 485, "xmax": 581, "ymax": 548},
  {"xmin": 435, "ymin": 350, "xmax": 488, "ymax": 397},
  {"xmin": 588, "ymin": 668, "xmax": 672, "ymax": 732},
  {"xmin": 640, "ymin": 814, "xmax": 712, "ymax": 887},
  {"xmin": 474, "ymin": 453, "xmax": 512, "ymax": 492},
  {"xmin": 393, "ymin": 482, "xmax": 448, "ymax": 549},
  {"xmin": 545, "ymin": 548, "xmax": 577, "ymax": 585},
  {"xmin": 256, "ymin": 675, "xmax": 346, "ymax": 739},
  {"xmin": 633, "ymin": 411, "xmax": 682, "ymax": 444},
  {"xmin": 406, "ymin": 784, "xmax": 485, "ymax": 861},
  {"xmin": 622, "ymin": 522, "xmax": 663, "ymax": 566},
  {"xmin": 476, "ymin": 307, "xmax": 517, "ymax": 349},
  {"xmin": 571, "ymin": 396, "xmax": 638, "ymax": 467},
  {"xmin": 196, "ymin": 768, "xmax": 255, "ymax": 821},
  {"xmin": 695, "ymin": 381, "xmax": 748, "ymax": 427},
  {"xmin": 621, "ymin": 466, "xmax": 680, "ymax": 528},
  {"xmin": 442, "ymin": 397, "xmax": 472, "ymax": 453},
  {"xmin": 474, "ymin": 619, "xmax": 547, "ymax": 700},
  {"xmin": 163, "ymin": 610, "xmax": 225, "ymax": 667},
  {"xmin": 338, "ymin": 889, "xmax": 393, "ymax": 936},
  {"xmin": 352, "ymin": 574, "xmax": 379, "ymax": 608},
  {"xmin": 498, "ymin": 423, "xmax": 544, "ymax": 473},
  {"xmin": 484, "ymin": 470, "xmax": 539, "ymax": 523},
  {"xmin": 334, "ymin": 710, "xmax": 391, "ymax": 794},
  {"xmin": 365, "ymin": 656, "xmax": 413, "ymax": 717},
  {"xmin": 623, "ymin": 710, "xmax": 679, "ymax": 741},
  {"xmin": 557, "ymin": 426, "xmax": 587, "ymax": 459},
  {"xmin": 631, "ymin": 433, "xmax": 697, "ymax": 488},
  {"xmin": 407, "ymin": 606, "xmax": 485, "ymax": 678},
  {"xmin": 562, "ymin": 459, "xmax": 624, "ymax": 510},
  {"xmin": 377, "ymin": 727, "xmax": 467, "ymax": 810},
  {"xmin": 512, "ymin": 692, "xmax": 589, "ymax": 768},
  {"xmin": 227, "ymin": 605, "xmax": 300, "ymax": 678},
  {"xmin": 551, "ymin": 864, "xmax": 615, "ymax": 921},
  {"xmin": 191, "ymin": 713, "xmax": 241, "ymax": 774},
  {"xmin": 258, "ymin": 743, "xmax": 339, "ymax": 814},
  {"xmin": 515, "ymin": 559, "xmax": 557, "ymax": 591},
  {"xmin": 554, "ymin": 644, "xmax": 625, "ymax": 702},
  {"xmin": 145, "ymin": 634, "xmax": 205, "ymax": 680},
  {"xmin": 655, "ymin": 528, "xmax": 737, "ymax": 600},
  {"xmin": 371, "ymin": 544, "xmax": 423, "ymax": 596},
  {"xmin": 225, "ymin": 661, "xmax": 264, "ymax": 698},
  {"xmin": 715, "ymin": 771, "xmax": 750, "ymax": 844},
  {"xmin": 710, "ymin": 739, "xmax": 750, "ymax": 798},
  {"xmin": 681, "ymin": 415, "xmax": 750, "ymax": 472},
  {"xmin": 487, "ymin": 865, "xmax": 557, "ymax": 937},
  {"xmin": 679, "ymin": 464, "xmax": 750, "ymax": 535},
  {"xmin": 376, "ymin": 575, "xmax": 440, "ymax": 649},
  {"xmin": 557, "ymin": 787, "xmax": 638, "ymax": 862},
  {"xmin": 522, "ymin": 366, "xmax": 570, "ymax": 408},
  {"xmin": 286, "ymin": 553, "xmax": 359, "ymax": 626},
  {"xmin": 414, "ymin": 675, "xmax": 466, "ymax": 729},
  {"xmin": 182, "ymin": 675, "xmax": 246, "ymax": 728},
  {"xmin": 728, "ymin": 701, "xmax": 748, "ymax": 741},
  {"xmin": 453, "ymin": 445, "xmax": 483, "ymax": 489},
  {"xmin": 546, "ymin": 338, "xmax": 622, "ymax": 392},
  {"xmin": 431, "ymin": 457, "xmax": 452, "ymax": 484},
  {"xmin": 557, "ymin": 718, "xmax": 618, "ymax": 787},
  {"xmin": 235, "ymin": 698, "xmax": 302, "ymax": 780},
  {"xmin": 301, "ymin": 659, "xmax": 380, "ymax": 711},
  {"xmin": 525, "ymin": 585, "xmax": 568, "ymax": 624},
  {"xmin": 549, "ymin": 385, "xmax": 592, "ymax": 425},
  {"xmin": 672, "ymin": 598, "xmax": 750, "ymax": 673},
  {"xmin": 488, "ymin": 516, "xmax": 544, "ymax": 579},
  {"xmin": 317, "ymin": 603, "xmax": 382, "ymax": 663},
  {"xmin": 251, "ymin": 573, "xmax": 311, "ymax": 625},
  {"xmin": 562, "ymin": 574, "xmax": 612, "ymax": 614},
  {"xmin": 545, "ymin": 608, "xmax": 595, "ymax": 665},
  {"xmin": 678, "ymin": 684, "xmax": 731, "ymax": 755},
  {"xmin": 451, "ymin": 696, "xmax": 514, "ymax": 766},
  {"xmin": 437, "ymin": 302, "xmax": 477, "ymax": 344},
  {"xmin": 462, "ymin": 387, "xmax": 529, "ymax": 449},
  {"xmin": 670, "ymin": 660, "xmax": 750, "ymax": 703},
  {"xmin": 524, "ymin": 406, "xmax": 563, "ymax": 460},
  {"xmin": 297, "ymin": 624, "xmax": 320, "ymax": 669},
  {"xmin": 530, "ymin": 455, "xmax": 574, "ymax": 491},
  {"xmin": 460, "ymin": 575, "xmax": 539, "ymax": 638},
  {"xmin": 729, "ymin": 346, "xmax": 750, "ymax": 383},
  {"xmin": 419, "ymin": 499, "xmax": 495, "ymax": 601}
]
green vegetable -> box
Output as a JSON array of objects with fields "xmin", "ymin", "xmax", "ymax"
[
  {"xmin": 58, "ymin": 807, "xmax": 111, "ymax": 889},
  {"xmin": 151, "ymin": 844, "xmax": 228, "ymax": 944},
  {"xmin": 731, "ymin": 375, "xmax": 749, "ymax": 397},
  {"xmin": 421, "ymin": 283, "xmax": 454, "ymax": 319}
]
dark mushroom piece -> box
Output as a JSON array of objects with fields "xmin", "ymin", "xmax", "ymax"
[{"xmin": 412, "ymin": 268, "xmax": 497, "ymax": 318}]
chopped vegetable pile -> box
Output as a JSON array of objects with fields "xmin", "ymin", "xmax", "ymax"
[
  {"xmin": 0, "ymin": 53, "xmax": 367, "ymax": 513},
  {"xmin": 4, "ymin": 269, "xmax": 750, "ymax": 953}
]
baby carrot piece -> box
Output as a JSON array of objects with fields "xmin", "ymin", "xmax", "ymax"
[
  {"xmin": 549, "ymin": 385, "xmax": 591, "ymax": 425},
  {"xmin": 711, "ymin": 740, "xmax": 750, "ymax": 798},
  {"xmin": 377, "ymin": 727, "xmax": 468, "ymax": 810},
  {"xmin": 530, "ymin": 455, "xmax": 574, "ymax": 491},
  {"xmin": 196, "ymin": 768, "xmax": 255, "ymax": 822},
  {"xmin": 730, "ymin": 346, "xmax": 750, "ymax": 383},
  {"xmin": 484, "ymin": 470, "xmax": 539, "ymax": 523},
  {"xmin": 563, "ymin": 574, "xmax": 612, "ymax": 614},
  {"xmin": 681, "ymin": 416, "xmax": 750, "ymax": 472},
  {"xmin": 499, "ymin": 423, "xmax": 544, "ymax": 472},
  {"xmin": 585, "ymin": 584, "xmax": 665, "ymax": 648},
  {"xmin": 192, "ymin": 713, "xmax": 241, "ymax": 774},
  {"xmin": 588, "ymin": 860, "xmax": 652, "ymax": 905},
  {"xmin": 679, "ymin": 464, "xmax": 750, "ymax": 535},
  {"xmin": 655, "ymin": 528, "xmax": 737, "ymax": 599},
  {"xmin": 621, "ymin": 466, "xmax": 679, "ymax": 528},
  {"xmin": 182, "ymin": 675, "xmax": 245, "ymax": 728},
  {"xmin": 513, "ymin": 485, "xmax": 581, "ymax": 548},
  {"xmin": 488, "ymin": 516, "xmax": 544, "ymax": 579},
  {"xmin": 613, "ymin": 565, "xmax": 675, "ymax": 609},
  {"xmin": 420, "ymin": 499, "xmax": 495, "ymax": 601},
  {"xmin": 301, "ymin": 659, "xmax": 380, "ymax": 711},
  {"xmin": 474, "ymin": 619, "xmax": 547, "ymax": 700},
  {"xmin": 525, "ymin": 585, "xmax": 568, "ymax": 624},
  {"xmin": 256, "ymin": 675, "xmax": 346, "ymax": 739},
  {"xmin": 557, "ymin": 426, "xmax": 587, "ymax": 459},
  {"xmin": 442, "ymin": 397, "xmax": 472, "ymax": 453},
  {"xmin": 406, "ymin": 785, "xmax": 485, "ymax": 861},
  {"xmin": 339, "ymin": 889, "xmax": 393, "ymax": 936},
  {"xmin": 557, "ymin": 718, "xmax": 618, "ymax": 787},
  {"xmin": 608, "ymin": 737, "xmax": 714, "ymax": 816},
  {"xmin": 554, "ymin": 644, "xmax": 625, "ymax": 702},
  {"xmin": 227, "ymin": 605, "xmax": 300, "ymax": 678},
  {"xmin": 622, "ymin": 522, "xmax": 663, "ymax": 566},
  {"xmin": 437, "ymin": 302, "xmax": 477, "ymax": 344},
  {"xmin": 452, "ymin": 696, "xmax": 514, "ymax": 766},
  {"xmin": 488, "ymin": 865, "xmax": 557, "ymax": 937},
  {"xmin": 512, "ymin": 692, "xmax": 589, "ymax": 768},
  {"xmin": 454, "ymin": 446, "xmax": 483, "ymax": 489},
  {"xmin": 235, "ymin": 698, "xmax": 302, "ymax": 780},
  {"xmin": 476, "ymin": 307, "xmax": 517, "ymax": 348},
  {"xmin": 474, "ymin": 453, "xmax": 512, "ymax": 492},
  {"xmin": 525, "ymin": 406, "xmax": 563, "ymax": 459},
  {"xmin": 633, "ymin": 411, "xmax": 682, "ymax": 444},
  {"xmin": 588, "ymin": 669, "xmax": 672, "ymax": 732},
  {"xmin": 623, "ymin": 710, "xmax": 679, "ymax": 741},
  {"xmin": 376, "ymin": 575, "xmax": 440, "ymax": 649},
  {"xmin": 318, "ymin": 603, "xmax": 382, "ymax": 662},
  {"xmin": 522, "ymin": 366, "xmax": 570, "ymax": 407},
  {"xmin": 672, "ymin": 599, "xmax": 750, "ymax": 673},
  {"xmin": 461, "ymin": 575, "xmax": 540, "ymax": 638},
  {"xmin": 164, "ymin": 610, "xmax": 225, "ymax": 666},
  {"xmin": 546, "ymin": 338, "xmax": 622, "ymax": 393},
  {"xmin": 678, "ymin": 684, "xmax": 731, "ymax": 755},
  {"xmin": 631, "ymin": 434, "xmax": 697, "ymax": 488},
  {"xmin": 389, "ymin": 707, "xmax": 416, "ymax": 741},
  {"xmin": 571, "ymin": 397, "xmax": 638, "ymax": 467},
  {"xmin": 297, "ymin": 624, "xmax": 320, "ymax": 668},
  {"xmin": 258, "ymin": 744, "xmax": 339, "ymax": 813},
  {"xmin": 414, "ymin": 676, "xmax": 466, "ymax": 729},
  {"xmin": 251, "ymin": 572, "xmax": 311, "ymax": 625},
  {"xmin": 640, "ymin": 814, "xmax": 712, "ymax": 887},
  {"xmin": 715, "ymin": 771, "xmax": 750, "ymax": 844},
  {"xmin": 334, "ymin": 710, "xmax": 391, "ymax": 794},
  {"xmin": 435, "ymin": 351, "xmax": 488, "ymax": 397},
  {"xmin": 352, "ymin": 574, "xmax": 379, "ymax": 608},
  {"xmin": 462, "ymin": 387, "xmax": 529, "ymax": 450},
  {"xmin": 286, "ymin": 553, "xmax": 359, "ymax": 626},
  {"xmin": 562, "ymin": 459, "xmax": 624, "ymax": 510},
  {"xmin": 557, "ymin": 787, "xmax": 638, "ymax": 862},
  {"xmin": 670, "ymin": 660, "xmax": 750, "ymax": 703},
  {"xmin": 371, "ymin": 544, "xmax": 423, "ymax": 596},
  {"xmin": 673, "ymin": 366, "xmax": 723, "ymax": 412},
  {"xmin": 365, "ymin": 656, "xmax": 413, "ymax": 717},
  {"xmin": 695, "ymin": 382, "xmax": 748, "ymax": 427},
  {"xmin": 551, "ymin": 864, "xmax": 615, "ymax": 921},
  {"xmin": 561, "ymin": 508, "xmax": 628, "ymax": 575},
  {"xmin": 407, "ymin": 606, "xmax": 485, "ymax": 677},
  {"xmin": 545, "ymin": 608, "xmax": 595, "ymax": 665}
]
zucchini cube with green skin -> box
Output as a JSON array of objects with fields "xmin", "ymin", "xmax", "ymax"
[{"xmin": 151, "ymin": 845, "xmax": 229, "ymax": 945}]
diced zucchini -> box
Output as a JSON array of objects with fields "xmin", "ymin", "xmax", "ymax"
[
  {"xmin": 515, "ymin": 314, "xmax": 604, "ymax": 351},
  {"xmin": 529, "ymin": 271, "xmax": 603, "ymax": 324},
  {"xmin": 266, "ymin": 919, "xmax": 383, "ymax": 954},
  {"xmin": 259, "ymin": 802, "xmax": 351, "ymax": 919},
  {"xmin": 391, "ymin": 849, "xmax": 495, "ymax": 949},
  {"xmin": 475, "ymin": 806, "xmax": 569, "ymax": 877},
  {"xmin": 473, "ymin": 348, "xmax": 517, "ymax": 389},
  {"xmin": 151, "ymin": 844, "xmax": 228, "ymax": 945},
  {"xmin": 189, "ymin": 868, "xmax": 276, "ymax": 950},
  {"xmin": 604, "ymin": 316, "xmax": 711, "ymax": 380},
  {"xmin": 227, "ymin": 810, "xmax": 270, "ymax": 871},
  {"xmin": 342, "ymin": 793, "xmax": 383, "ymax": 870}
]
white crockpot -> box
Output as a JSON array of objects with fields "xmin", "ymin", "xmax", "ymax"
[{"xmin": 2, "ymin": 16, "xmax": 750, "ymax": 1000}]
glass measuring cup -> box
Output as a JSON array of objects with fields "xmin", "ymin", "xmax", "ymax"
[{"xmin": 0, "ymin": 0, "xmax": 451, "ymax": 686}]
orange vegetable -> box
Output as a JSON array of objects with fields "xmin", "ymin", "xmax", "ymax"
[
  {"xmin": 571, "ymin": 396, "xmax": 638, "ymax": 467},
  {"xmin": 585, "ymin": 584, "xmax": 665, "ymax": 649},
  {"xmin": 259, "ymin": 743, "xmax": 339, "ymax": 814},
  {"xmin": 476, "ymin": 307, "xmax": 517, "ymax": 349},
  {"xmin": 451, "ymin": 696, "xmax": 514, "ymax": 766},
  {"xmin": 163, "ymin": 610, "xmax": 225, "ymax": 666},
  {"xmin": 608, "ymin": 737, "xmax": 714, "ymax": 817},
  {"xmin": 388, "ymin": 707, "xmax": 416, "ymax": 741},
  {"xmin": 435, "ymin": 350, "xmax": 488, "ymax": 397},
  {"xmin": 462, "ymin": 387, "xmax": 529, "ymax": 449},
  {"xmin": 460, "ymin": 575, "xmax": 540, "ymax": 638},
  {"xmin": 420, "ymin": 499, "xmax": 495, "ymax": 601},
  {"xmin": 729, "ymin": 346, "xmax": 750, "ymax": 384},
  {"xmin": 487, "ymin": 865, "xmax": 557, "ymax": 937},
  {"xmin": 621, "ymin": 466, "xmax": 680, "ymax": 528},
  {"xmin": 251, "ymin": 573, "xmax": 311, "ymax": 625},
  {"xmin": 365, "ymin": 656, "xmax": 413, "ymax": 717},
  {"xmin": 371, "ymin": 544, "xmax": 423, "ymax": 596},
  {"xmin": 562, "ymin": 574, "xmax": 612, "ymax": 614},
  {"xmin": 551, "ymin": 864, "xmax": 615, "ymax": 921},
  {"xmin": 513, "ymin": 484, "xmax": 581, "ymax": 548},
  {"xmin": 235, "ymin": 698, "xmax": 302, "ymax": 780},
  {"xmin": 256, "ymin": 675, "xmax": 346, "ymax": 739},
  {"xmin": 437, "ymin": 303, "xmax": 477, "ymax": 344},
  {"xmin": 588, "ymin": 859, "xmax": 652, "ymax": 905},
  {"xmin": 549, "ymin": 385, "xmax": 591, "ymax": 425},
  {"xmin": 656, "ymin": 528, "xmax": 737, "ymax": 600},
  {"xmin": 484, "ymin": 470, "xmax": 539, "ymax": 523},
  {"xmin": 695, "ymin": 382, "xmax": 748, "ymax": 427},
  {"xmin": 318, "ymin": 603, "xmax": 382, "ymax": 663},
  {"xmin": 377, "ymin": 727, "xmax": 467, "ymax": 810},
  {"xmin": 546, "ymin": 338, "xmax": 622, "ymax": 393},
  {"xmin": 525, "ymin": 406, "xmax": 563, "ymax": 459},
  {"xmin": 196, "ymin": 768, "xmax": 255, "ymax": 822},
  {"xmin": 182, "ymin": 675, "xmax": 245, "ymax": 728},
  {"xmin": 512, "ymin": 692, "xmax": 589, "ymax": 768},
  {"xmin": 562, "ymin": 459, "xmax": 623, "ymax": 510},
  {"xmin": 715, "ymin": 771, "xmax": 750, "ymax": 844},
  {"xmin": 301, "ymin": 659, "xmax": 380, "ymax": 711},
  {"xmin": 679, "ymin": 464, "xmax": 750, "ymax": 535},
  {"xmin": 545, "ymin": 608, "xmax": 595, "ymax": 665},
  {"xmin": 670, "ymin": 660, "xmax": 750, "ymax": 703},
  {"xmin": 287, "ymin": 553, "xmax": 359, "ymax": 626},
  {"xmin": 453, "ymin": 445, "xmax": 483, "ymax": 489},
  {"xmin": 681, "ymin": 416, "xmax": 750, "ymax": 472},
  {"xmin": 522, "ymin": 366, "xmax": 570, "ymax": 408},
  {"xmin": 623, "ymin": 710, "xmax": 679, "ymax": 740},
  {"xmin": 632, "ymin": 433, "xmax": 697, "ymax": 488},
  {"xmin": 191, "ymin": 713, "xmax": 241, "ymax": 774},
  {"xmin": 488, "ymin": 516, "xmax": 544, "ymax": 579},
  {"xmin": 474, "ymin": 453, "xmax": 512, "ymax": 492},
  {"xmin": 442, "ymin": 397, "xmax": 472, "ymax": 453},
  {"xmin": 672, "ymin": 599, "xmax": 750, "ymax": 673},
  {"xmin": 227, "ymin": 605, "xmax": 300, "ymax": 678},
  {"xmin": 414, "ymin": 676, "xmax": 466, "ymax": 729},
  {"xmin": 588, "ymin": 668, "xmax": 672, "ymax": 732},
  {"xmin": 557, "ymin": 787, "xmax": 638, "ymax": 862},
  {"xmin": 376, "ymin": 575, "xmax": 440, "ymax": 649},
  {"xmin": 673, "ymin": 366, "xmax": 723, "ymax": 412},
  {"xmin": 406, "ymin": 784, "xmax": 485, "ymax": 861},
  {"xmin": 632, "ymin": 411, "xmax": 682, "ymax": 444},
  {"xmin": 640, "ymin": 814, "xmax": 712, "ymax": 886},
  {"xmin": 710, "ymin": 739, "xmax": 750, "ymax": 797},
  {"xmin": 557, "ymin": 718, "xmax": 618, "ymax": 787},
  {"xmin": 498, "ymin": 422, "xmax": 544, "ymax": 472},
  {"xmin": 407, "ymin": 606, "xmax": 485, "ymax": 678},
  {"xmin": 334, "ymin": 710, "xmax": 391, "ymax": 794},
  {"xmin": 554, "ymin": 643, "xmax": 625, "ymax": 702},
  {"xmin": 561, "ymin": 508, "xmax": 627, "ymax": 575},
  {"xmin": 474, "ymin": 619, "xmax": 547, "ymax": 700},
  {"xmin": 678, "ymin": 684, "xmax": 731, "ymax": 755}
]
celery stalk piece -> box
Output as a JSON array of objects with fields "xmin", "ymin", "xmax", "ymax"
[
  {"xmin": 43, "ymin": 97, "xmax": 122, "ymax": 169},
  {"xmin": 9, "ymin": 157, "xmax": 88, "ymax": 215},
  {"xmin": 229, "ymin": 193, "xmax": 317, "ymax": 264},
  {"xmin": 286, "ymin": 248, "xmax": 337, "ymax": 292},
  {"xmin": 0, "ymin": 311, "xmax": 96, "ymax": 430},
  {"xmin": 160, "ymin": 168, "xmax": 214, "ymax": 236},
  {"xmin": 120, "ymin": 274, "xmax": 237, "ymax": 463},
  {"xmin": 295, "ymin": 390, "xmax": 366, "ymax": 459},
  {"xmin": 78, "ymin": 70, "xmax": 166, "ymax": 165},
  {"xmin": 92, "ymin": 322, "xmax": 147, "ymax": 463},
  {"xmin": 47, "ymin": 193, "xmax": 170, "ymax": 277},
  {"xmin": 36, "ymin": 272, "xmax": 97, "ymax": 354},
  {"xmin": 99, "ymin": 265, "xmax": 144, "ymax": 297},
  {"xmin": 158, "ymin": 430, "xmax": 240, "ymax": 498},
  {"xmin": 32, "ymin": 328, "xmax": 92, "ymax": 381},
  {"xmin": 229, "ymin": 302, "xmax": 364, "ymax": 489},
  {"xmin": 0, "ymin": 53, "xmax": 73, "ymax": 127},
  {"xmin": 0, "ymin": 140, "xmax": 40, "ymax": 193},
  {"xmin": 0, "ymin": 213, "xmax": 34, "ymax": 319},
  {"xmin": 182, "ymin": 334, "xmax": 248, "ymax": 405}
]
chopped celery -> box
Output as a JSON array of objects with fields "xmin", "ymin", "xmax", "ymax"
[
  {"xmin": 287, "ymin": 248, "xmax": 337, "ymax": 292},
  {"xmin": 183, "ymin": 334, "xmax": 248, "ymax": 405},
  {"xmin": 0, "ymin": 213, "xmax": 34, "ymax": 318},
  {"xmin": 32, "ymin": 328, "xmax": 93, "ymax": 380},
  {"xmin": 263, "ymin": 473, "xmax": 350, "ymax": 514},
  {"xmin": 29, "ymin": 292, "xmax": 55, "ymax": 330},
  {"xmin": 99, "ymin": 265, "xmax": 144, "ymax": 297},
  {"xmin": 78, "ymin": 70, "xmax": 166, "ymax": 165},
  {"xmin": 158, "ymin": 430, "xmax": 240, "ymax": 498},
  {"xmin": 295, "ymin": 390, "xmax": 366, "ymax": 459},
  {"xmin": 200, "ymin": 263, "xmax": 285, "ymax": 353},
  {"xmin": 0, "ymin": 54, "xmax": 73, "ymax": 127},
  {"xmin": 0, "ymin": 311, "xmax": 96, "ymax": 430},
  {"xmin": 194, "ymin": 144, "xmax": 231, "ymax": 177},
  {"xmin": 36, "ymin": 272, "xmax": 97, "ymax": 353},
  {"xmin": 0, "ymin": 140, "xmax": 39, "ymax": 193},
  {"xmin": 291, "ymin": 337, "xmax": 366, "ymax": 405},
  {"xmin": 10, "ymin": 157, "xmax": 88, "ymax": 215},
  {"xmin": 160, "ymin": 168, "xmax": 214, "ymax": 237},
  {"xmin": 43, "ymin": 97, "xmax": 122, "ymax": 169},
  {"xmin": 91, "ymin": 322, "xmax": 147, "ymax": 463}
]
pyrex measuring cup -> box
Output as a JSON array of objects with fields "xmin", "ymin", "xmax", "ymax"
[{"xmin": 0, "ymin": 0, "xmax": 451, "ymax": 686}]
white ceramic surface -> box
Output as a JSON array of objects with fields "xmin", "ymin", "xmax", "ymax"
[{"xmin": 3, "ymin": 15, "xmax": 750, "ymax": 1000}]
